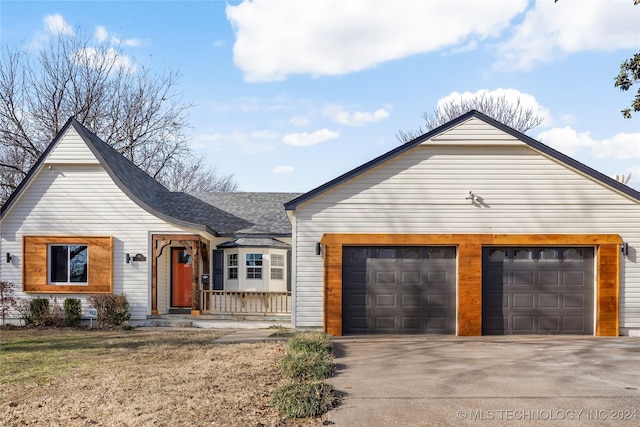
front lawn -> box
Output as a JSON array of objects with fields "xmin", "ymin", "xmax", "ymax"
[{"xmin": 0, "ymin": 328, "xmax": 324, "ymax": 426}]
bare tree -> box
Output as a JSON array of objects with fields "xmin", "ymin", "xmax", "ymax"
[
  {"xmin": 163, "ymin": 156, "xmax": 239, "ymax": 193},
  {"xmin": 0, "ymin": 29, "xmax": 236, "ymax": 202},
  {"xmin": 397, "ymin": 92, "xmax": 545, "ymax": 143}
]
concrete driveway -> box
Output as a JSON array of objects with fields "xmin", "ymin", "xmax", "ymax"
[{"xmin": 326, "ymin": 336, "xmax": 640, "ymax": 426}]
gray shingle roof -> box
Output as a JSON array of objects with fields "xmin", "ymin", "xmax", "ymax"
[
  {"xmin": 1, "ymin": 117, "xmax": 297, "ymax": 237},
  {"xmin": 189, "ymin": 192, "xmax": 301, "ymax": 235}
]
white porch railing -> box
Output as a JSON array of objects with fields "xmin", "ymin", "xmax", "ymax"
[{"xmin": 200, "ymin": 290, "xmax": 291, "ymax": 315}]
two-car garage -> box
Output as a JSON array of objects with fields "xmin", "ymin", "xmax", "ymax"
[{"xmin": 339, "ymin": 243, "xmax": 598, "ymax": 336}]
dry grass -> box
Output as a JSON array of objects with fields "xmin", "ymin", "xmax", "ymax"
[{"xmin": 0, "ymin": 328, "xmax": 326, "ymax": 426}]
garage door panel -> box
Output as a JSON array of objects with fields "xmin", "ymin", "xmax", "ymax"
[
  {"xmin": 512, "ymin": 293, "xmax": 535, "ymax": 309},
  {"xmin": 343, "ymin": 246, "xmax": 455, "ymax": 334},
  {"xmin": 563, "ymin": 294, "xmax": 586, "ymax": 309},
  {"xmin": 426, "ymin": 271, "xmax": 448, "ymax": 284},
  {"xmin": 401, "ymin": 271, "xmax": 420, "ymax": 284},
  {"xmin": 401, "ymin": 294, "xmax": 422, "ymax": 307},
  {"xmin": 538, "ymin": 271, "xmax": 560, "ymax": 286},
  {"xmin": 513, "ymin": 270, "xmax": 535, "ymax": 286},
  {"xmin": 482, "ymin": 247, "xmax": 594, "ymax": 335},
  {"xmin": 563, "ymin": 271, "xmax": 586, "ymax": 286},
  {"xmin": 402, "ymin": 317, "xmax": 421, "ymax": 330},
  {"xmin": 538, "ymin": 293, "xmax": 561, "ymax": 309},
  {"xmin": 375, "ymin": 294, "xmax": 396, "ymax": 307},
  {"xmin": 348, "ymin": 293, "xmax": 367, "ymax": 307},
  {"xmin": 538, "ymin": 316, "xmax": 560, "ymax": 332},
  {"xmin": 484, "ymin": 291, "xmax": 506, "ymax": 309},
  {"xmin": 512, "ymin": 316, "xmax": 536, "ymax": 332},
  {"xmin": 562, "ymin": 316, "xmax": 586, "ymax": 332}
]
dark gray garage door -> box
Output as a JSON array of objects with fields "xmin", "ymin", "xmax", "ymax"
[
  {"xmin": 482, "ymin": 247, "xmax": 594, "ymax": 335},
  {"xmin": 342, "ymin": 246, "xmax": 456, "ymax": 334}
]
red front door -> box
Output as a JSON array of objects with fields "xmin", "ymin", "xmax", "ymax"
[{"xmin": 171, "ymin": 248, "xmax": 193, "ymax": 307}]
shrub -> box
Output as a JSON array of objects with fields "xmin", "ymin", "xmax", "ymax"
[
  {"xmin": 88, "ymin": 294, "xmax": 130, "ymax": 328},
  {"xmin": 271, "ymin": 382, "xmax": 338, "ymax": 418},
  {"xmin": 286, "ymin": 331, "xmax": 333, "ymax": 355},
  {"xmin": 281, "ymin": 350, "xmax": 334, "ymax": 381},
  {"xmin": 29, "ymin": 298, "xmax": 50, "ymax": 326},
  {"xmin": 12, "ymin": 299, "xmax": 31, "ymax": 327},
  {"xmin": 63, "ymin": 298, "xmax": 82, "ymax": 326},
  {"xmin": 27, "ymin": 297, "xmax": 64, "ymax": 327},
  {"xmin": 0, "ymin": 281, "xmax": 16, "ymax": 326}
]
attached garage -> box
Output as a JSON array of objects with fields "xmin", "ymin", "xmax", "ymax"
[
  {"xmin": 482, "ymin": 247, "xmax": 595, "ymax": 335},
  {"xmin": 342, "ymin": 246, "xmax": 456, "ymax": 334},
  {"xmin": 285, "ymin": 111, "xmax": 640, "ymax": 337}
]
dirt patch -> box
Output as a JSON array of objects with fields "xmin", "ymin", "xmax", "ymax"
[{"xmin": 1, "ymin": 328, "xmax": 325, "ymax": 426}]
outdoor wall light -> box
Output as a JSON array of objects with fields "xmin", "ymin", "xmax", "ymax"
[
  {"xmin": 315, "ymin": 242, "xmax": 322, "ymax": 256},
  {"xmin": 621, "ymin": 242, "xmax": 629, "ymax": 257},
  {"xmin": 6, "ymin": 253, "xmax": 11, "ymax": 263},
  {"xmin": 126, "ymin": 253, "xmax": 131, "ymax": 263}
]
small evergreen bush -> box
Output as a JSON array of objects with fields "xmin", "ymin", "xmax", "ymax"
[
  {"xmin": 271, "ymin": 382, "xmax": 338, "ymax": 418},
  {"xmin": 286, "ymin": 331, "xmax": 333, "ymax": 355},
  {"xmin": 88, "ymin": 294, "xmax": 131, "ymax": 328},
  {"xmin": 63, "ymin": 298, "xmax": 82, "ymax": 326},
  {"xmin": 281, "ymin": 350, "xmax": 334, "ymax": 381}
]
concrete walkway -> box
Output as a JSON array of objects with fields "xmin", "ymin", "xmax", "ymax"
[{"xmin": 326, "ymin": 336, "xmax": 640, "ymax": 426}]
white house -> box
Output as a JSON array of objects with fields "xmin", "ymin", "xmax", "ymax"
[
  {"xmin": 285, "ymin": 110, "xmax": 640, "ymax": 336},
  {"xmin": 0, "ymin": 118, "xmax": 298, "ymax": 321}
]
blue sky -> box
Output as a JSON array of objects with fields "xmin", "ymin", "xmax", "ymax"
[{"xmin": 1, "ymin": 0, "xmax": 639, "ymax": 192}]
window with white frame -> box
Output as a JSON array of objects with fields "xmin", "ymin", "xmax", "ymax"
[
  {"xmin": 270, "ymin": 254, "xmax": 284, "ymax": 280},
  {"xmin": 246, "ymin": 253, "xmax": 263, "ymax": 279},
  {"xmin": 227, "ymin": 253, "xmax": 238, "ymax": 279},
  {"xmin": 49, "ymin": 244, "xmax": 88, "ymax": 284}
]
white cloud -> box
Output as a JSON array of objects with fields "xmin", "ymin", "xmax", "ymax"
[
  {"xmin": 194, "ymin": 130, "xmax": 279, "ymax": 154},
  {"xmin": 323, "ymin": 105, "xmax": 390, "ymax": 126},
  {"xmin": 496, "ymin": 0, "xmax": 640, "ymax": 71},
  {"xmin": 226, "ymin": 0, "xmax": 528, "ymax": 82},
  {"xmin": 44, "ymin": 14, "xmax": 74, "ymax": 35},
  {"xmin": 282, "ymin": 129, "xmax": 339, "ymax": 147},
  {"xmin": 95, "ymin": 25, "xmax": 141, "ymax": 47},
  {"xmin": 95, "ymin": 26, "xmax": 108, "ymax": 42},
  {"xmin": 290, "ymin": 116, "xmax": 310, "ymax": 126},
  {"xmin": 272, "ymin": 165, "xmax": 294, "ymax": 174},
  {"xmin": 437, "ymin": 88, "xmax": 553, "ymax": 127},
  {"xmin": 73, "ymin": 47, "xmax": 138, "ymax": 73},
  {"xmin": 537, "ymin": 127, "xmax": 640, "ymax": 160}
]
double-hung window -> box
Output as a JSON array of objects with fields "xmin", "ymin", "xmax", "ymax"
[
  {"xmin": 246, "ymin": 253, "xmax": 262, "ymax": 279},
  {"xmin": 270, "ymin": 254, "xmax": 284, "ymax": 280},
  {"xmin": 49, "ymin": 244, "xmax": 88, "ymax": 284},
  {"xmin": 227, "ymin": 254, "xmax": 238, "ymax": 279}
]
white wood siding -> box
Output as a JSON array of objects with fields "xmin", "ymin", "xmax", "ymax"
[
  {"xmin": 1, "ymin": 129, "xmax": 189, "ymax": 320},
  {"xmin": 46, "ymin": 129, "xmax": 100, "ymax": 164},
  {"xmin": 292, "ymin": 144, "xmax": 640, "ymax": 330},
  {"xmin": 428, "ymin": 117, "xmax": 524, "ymax": 144}
]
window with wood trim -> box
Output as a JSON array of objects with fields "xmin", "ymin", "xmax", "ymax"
[{"xmin": 23, "ymin": 236, "xmax": 113, "ymax": 293}]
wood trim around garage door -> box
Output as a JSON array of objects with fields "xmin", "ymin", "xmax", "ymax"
[{"xmin": 320, "ymin": 234, "xmax": 622, "ymax": 337}]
